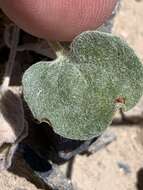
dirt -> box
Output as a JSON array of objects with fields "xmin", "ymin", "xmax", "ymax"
[
  {"xmin": 1, "ymin": 0, "xmax": 143, "ymax": 190},
  {"xmin": 72, "ymin": 1, "xmax": 143, "ymax": 189},
  {"xmin": 113, "ymin": 0, "xmax": 143, "ymax": 59}
]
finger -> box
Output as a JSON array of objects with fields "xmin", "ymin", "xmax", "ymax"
[{"xmin": 0, "ymin": 0, "xmax": 117, "ymax": 41}]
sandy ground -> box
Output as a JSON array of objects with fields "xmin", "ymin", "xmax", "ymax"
[
  {"xmin": 72, "ymin": 1, "xmax": 143, "ymax": 189},
  {"xmin": 1, "ymin": 0, "xmax": 143, "ymax": 190}
]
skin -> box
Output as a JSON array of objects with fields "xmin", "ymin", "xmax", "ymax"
[{"xmin": 0, "ymin": 0, "xmax": 116, "ymax": 41}]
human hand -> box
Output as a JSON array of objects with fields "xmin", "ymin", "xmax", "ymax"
[{"xmin": 0, "ymin": 0, "xmax": 116, "ymax": 41}]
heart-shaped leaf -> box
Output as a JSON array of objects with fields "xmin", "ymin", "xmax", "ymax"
[{"xmin": 22, "ymin": 31, "xmax": 143, "ymax": 140}]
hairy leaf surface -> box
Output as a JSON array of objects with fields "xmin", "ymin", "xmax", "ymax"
[{"xmin": 22, "ymin": 31, "xmax": 143, "ymax": 140}]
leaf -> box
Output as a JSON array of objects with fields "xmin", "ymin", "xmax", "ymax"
[
  {"xmin": 0, "ymin": 89, "xmax": 28, "ymax": 170},
  {"xmin": 22, "ymin": 31, "xmax": 143, "ymax": 140}
]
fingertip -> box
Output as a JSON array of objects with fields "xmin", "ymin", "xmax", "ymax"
[{"xmin": 0, "ymin": 0, "xmax": 117, "ymax": 41}]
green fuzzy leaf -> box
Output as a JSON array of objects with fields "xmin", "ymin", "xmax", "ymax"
[{"xmin": 22, "ymin": 31, "xmax": 143, "ymax": 140}]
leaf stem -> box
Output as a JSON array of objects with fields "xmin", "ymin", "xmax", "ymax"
[
  {"xmin": 48, "ymin": 41, "xmax": 68, "ymax": 58},
  {"xmin": 2, "ymin": 25, "xmax": 20, "ymax": 90}
]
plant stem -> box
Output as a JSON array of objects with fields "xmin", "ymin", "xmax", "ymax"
[
  {"xmin": 2, "ymin": 25, "xmax": 20, "ymax": 90},
  {"xmin": 48, "ymin": 41, "xmax": 68, "ymax": 58}
]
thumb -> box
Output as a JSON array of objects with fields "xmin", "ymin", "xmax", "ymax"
[{"xmin": 0, "ymin": 0, "xmax": 117, "ymax": 41}]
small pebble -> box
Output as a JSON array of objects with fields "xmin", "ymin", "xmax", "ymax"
[{"xmin": 117, "ymin": 161, "xmax": 131, "ymax": 174}]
